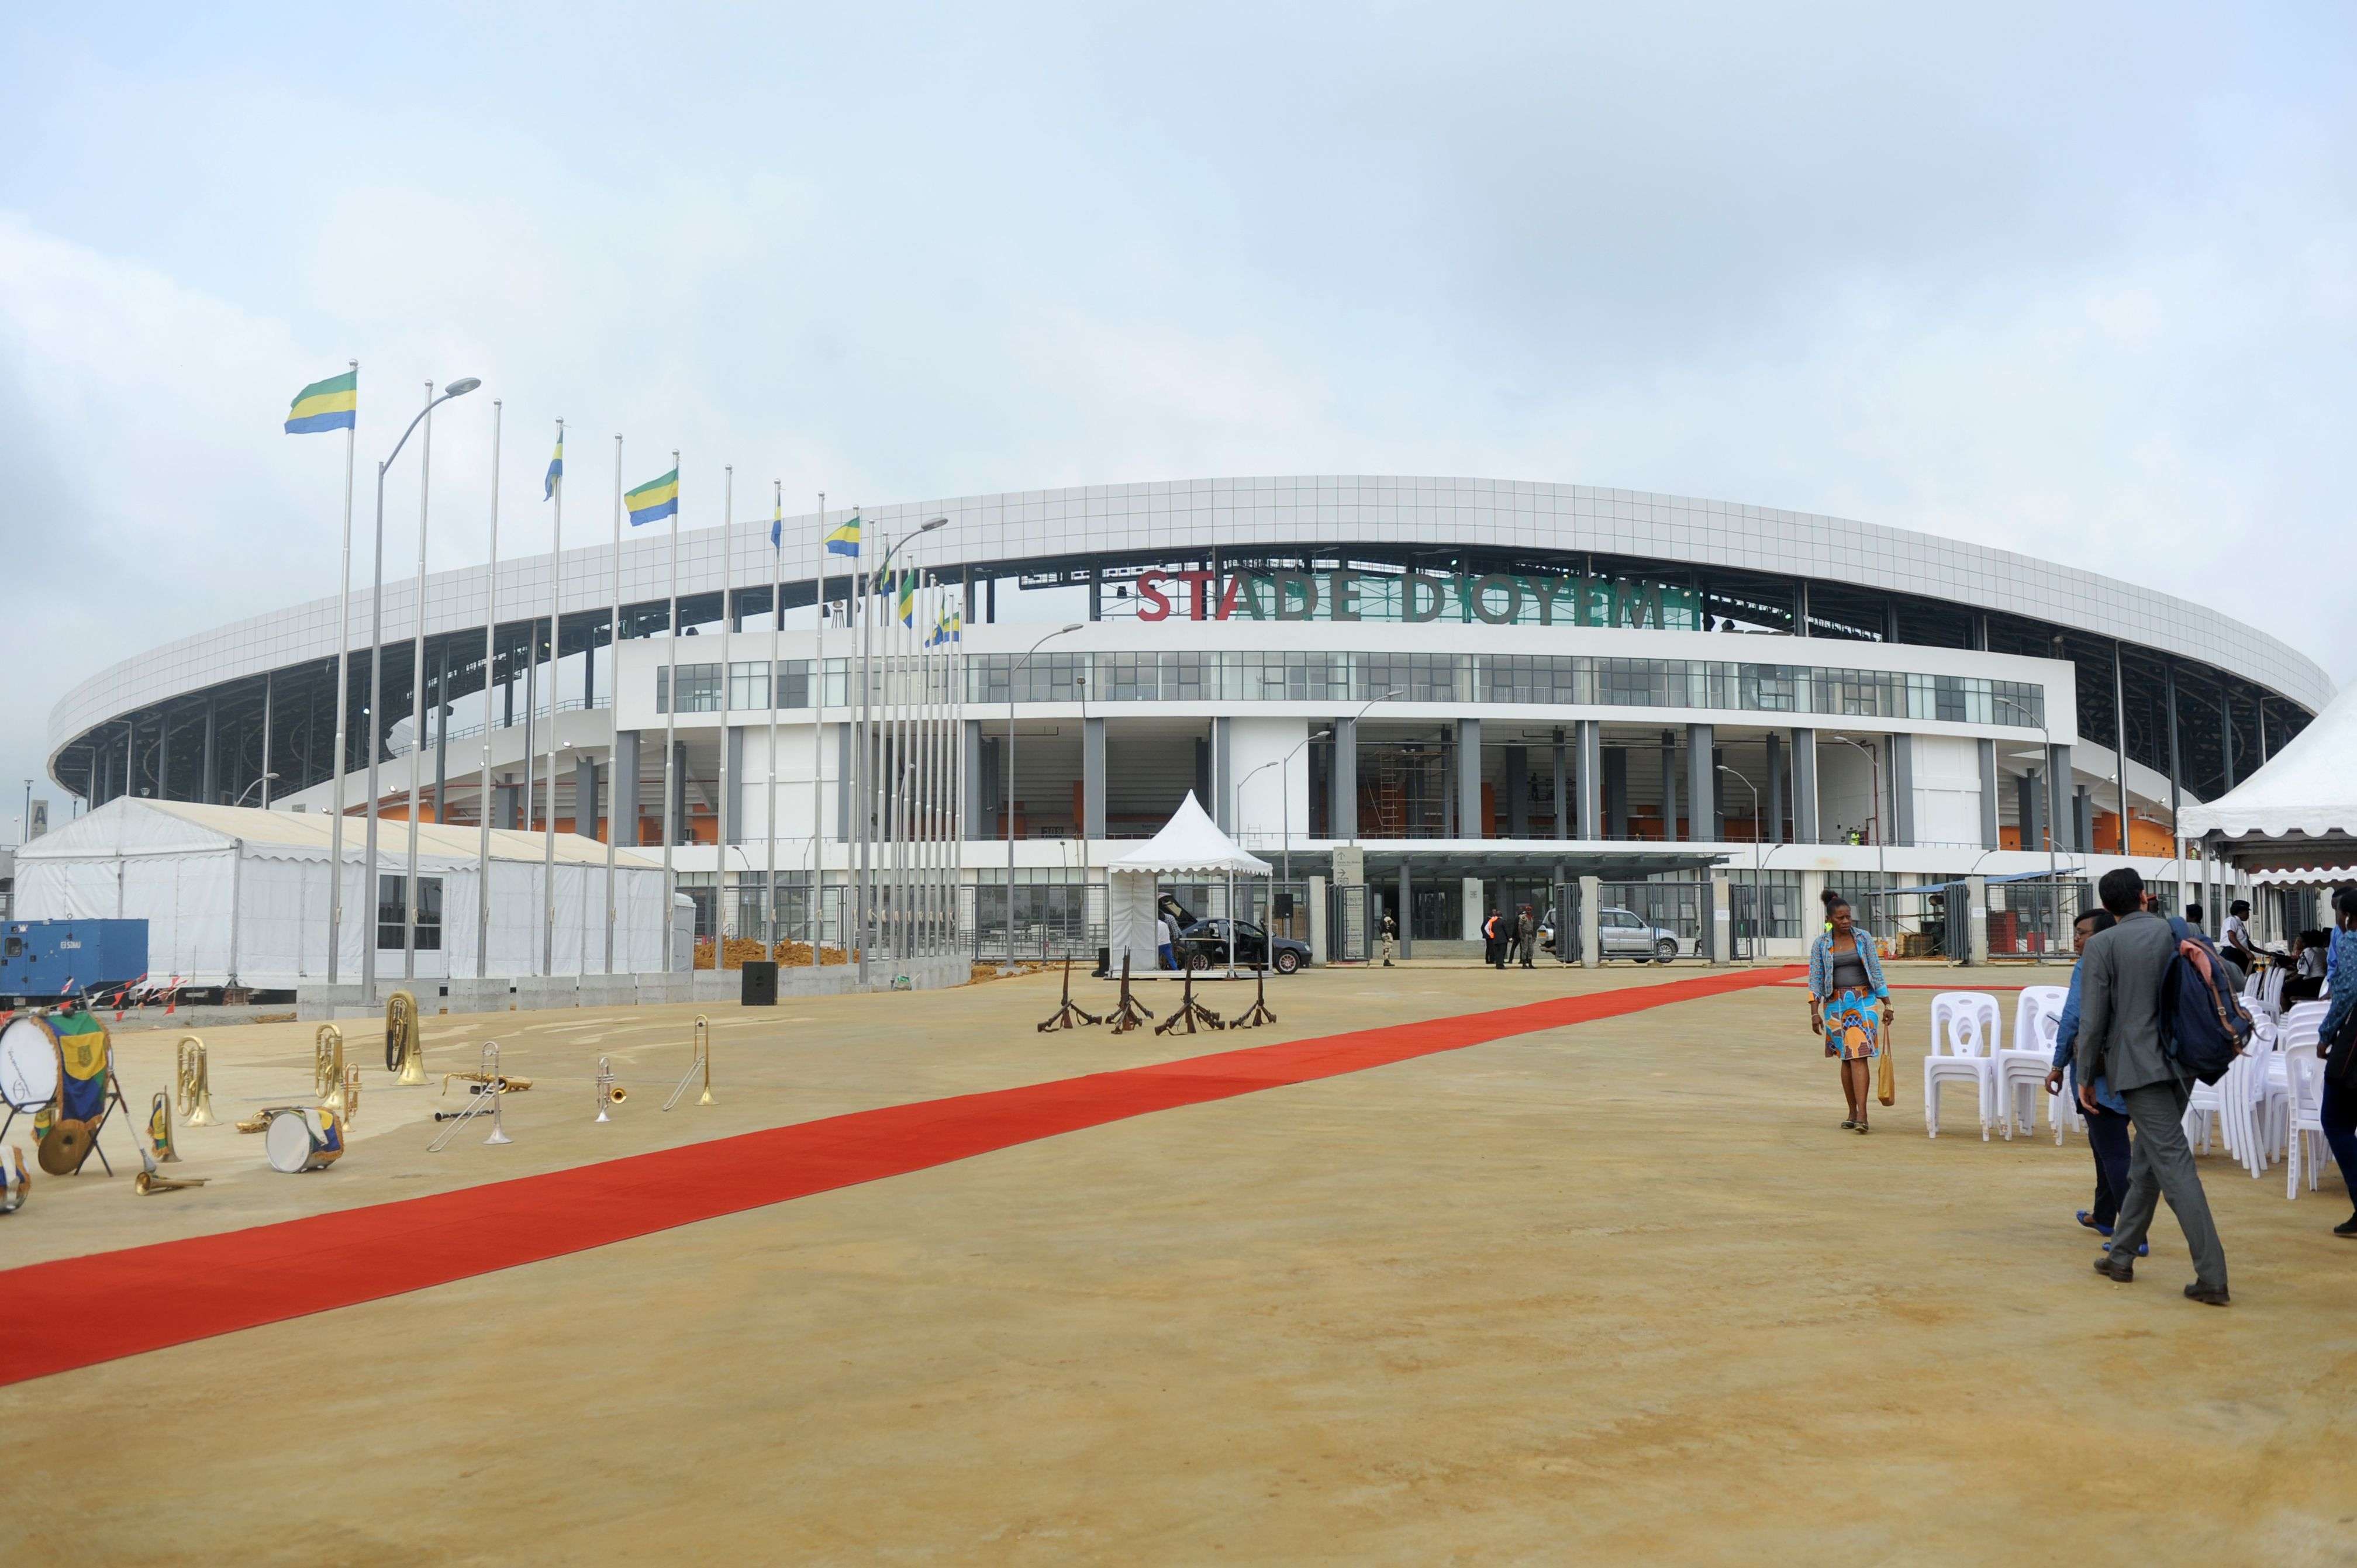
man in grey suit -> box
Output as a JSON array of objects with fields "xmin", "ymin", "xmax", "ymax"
[{"xmin": 2073, "ymin": 866, "xmax": 2230, "ymax": 1304}]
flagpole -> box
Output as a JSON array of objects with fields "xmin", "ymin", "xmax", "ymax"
[
  {"xmin": 765, "ymin": 480, "xmax": 782, "ymax": 954},
  {"xmin": 327, "ymin": 358, "xmax": 357, "ymax": 986},
  {"xmin": 604, "ymin": 435, "xmax": 622, "ymax": 974},
  {"xmin": 402, "ymin": 379, "xmax": 433, "ymax": 983},
  {"xmin": 810, "ymin": 492, "xmax": 826, "ymax": 955},
  {"xmin": 476, "ymin": 400, "xmax": 501, "ymax": 978},
  {"xmin": 718, "ymin": 465, "xmax": 734, "ymax": 946},
  {"xmin": 541, "ymin": 419, "xmax": 563, "ymax": 977},
  {"xmin": 855, "ymin": 517, "xmax": 874, "ymax": 985},
  {"xmin": 662, "ymin": 451, "xmax": 681, "ymax": 973}
]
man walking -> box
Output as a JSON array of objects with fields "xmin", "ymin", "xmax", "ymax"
[
  {"xmin": 1379, "ymin": 909, "xmax": 1397, "ymax": 968},
  {"xmin": 1516, "ymin": 904, "xmax": 1536, "ymax": 968},
  {"xmin": 2073, "ymin": 867, "xmax": 2230, "ymax": 1304},
  {"xmin": 2045, "ymin": 909, "xmax": 2140, "ymax": 1254},
  {"xmin": 1483, "ymin": 908, "xmax": 1505, "ymax": 969}
]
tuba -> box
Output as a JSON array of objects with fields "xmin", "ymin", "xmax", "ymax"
[
  {"xmin": 315, "ymin": 1024, "xmax": 347, "ymax": 1114},
  {"xmin": 385, "ymin": 990, "xmax": 426, "ymax": 1085},
  {"xmin": 175, "ymin": 1036, "xmax": 216, "ymax": 1127},
  {"xmin": 147, "ymin": 1091, "xmax": 179, "ymax": 1163}
]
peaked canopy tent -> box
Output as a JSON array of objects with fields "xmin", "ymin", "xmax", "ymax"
[
  {"xmin": 1105, "ymin": 792, "xmax": 1273, "ymax": 978},
  {"xmin": 2180, "ymin": 681, "xmax": 2357, "ymax": 873},
  {"xmin": 13, "ymin": 799, "xmax": 669, "ymax": 989}
]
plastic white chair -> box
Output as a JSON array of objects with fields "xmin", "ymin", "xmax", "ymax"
[
  {"xmin": 1996, "ymin": 986, "xmax": 2070, "ymax": 1141},
  {"xmin": 1924, "ymin": 992, "xmax": 2001, "ymax": 1140},
  {"xmin": 2036, "ymin": 1011, "xmax": 2086, "ymax": 1144},
  {"xmin": 2282, "ymin": 1041, "xmax": 2328, "ymax": 1200}
]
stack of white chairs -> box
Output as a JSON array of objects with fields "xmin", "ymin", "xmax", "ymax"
[
  {"xmin": 1995, "ymin": 985, "xmax": 2070, "ymax": 1141},
  {"xmin": 2254, "ymin": 1002, "xmax": 2327, "ymax": 1179},
  {"xmin": 1924, "ymin": 992, "xmax": 2001, "ymax": 1139}
]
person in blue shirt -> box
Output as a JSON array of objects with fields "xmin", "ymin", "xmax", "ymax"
[
  {"xmin": 2313, "ymin": 886, "xmax": 2357, "ymax": 1238},
  {"xmin": 2044, "ymin": 907, "xmax": 2143, "ymax": 1253}
]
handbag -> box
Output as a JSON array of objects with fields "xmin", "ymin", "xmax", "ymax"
[{"xmin": 1876, "ymin": 1020, "xmax": 1896, "ymax": 1106}]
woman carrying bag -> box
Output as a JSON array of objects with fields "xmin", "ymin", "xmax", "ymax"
[{"xmin": 1808, "ymin": 897, "xmax": 1894, "ymax": 1134}]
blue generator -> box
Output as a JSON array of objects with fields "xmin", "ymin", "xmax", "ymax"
[{"xmin": 0, "ymin": 920, "xmax": 150, "ymax": 1004}]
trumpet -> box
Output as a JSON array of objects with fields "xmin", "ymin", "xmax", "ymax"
[
  {"xmin": 386, "ymin": 990, "xmax": 426, "ymax": 1086},
  {"xmin": 593, "ymin": 1056, "xmax": 624, "ymax": 1122},
  {"xmin": 147, "ymin": 1092, "xmax": 179, "ymax": 1163},
  {"xmin": 441, "ymin": 1069, "xmax": 533, "ymax": 1096},
  {"xmin": 134, "ymin": 1144, "xmax": 207, "ymax": 1195},
  {"xmin": 315, "ymin": 1024, "xmax": 347, "ymax": 1114},
  {"xmin": 662, "ymin": 1016, "xmax": 715, "ymax": 1111},
  {"xmin": 175, "ymin": 1036, "xmax": 216, "ymax": 1127}
]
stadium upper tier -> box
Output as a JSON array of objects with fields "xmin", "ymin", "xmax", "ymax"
[{"xmin": 48, "ymin": 477, "xmax": 2329, "ymax": 807}]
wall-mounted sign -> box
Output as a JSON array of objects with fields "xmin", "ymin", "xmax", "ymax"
[{"xmin": 1132, "ymin": 568, "xmax": 1701, "ymax": 628}]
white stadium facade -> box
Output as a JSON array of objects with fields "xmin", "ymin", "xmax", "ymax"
[{"xmin": 44, "ymin": 476, "xmax": 2331, "ymax": 966}]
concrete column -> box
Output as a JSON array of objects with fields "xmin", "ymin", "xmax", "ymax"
[
  {"xmin": 1551, "ymin": 731, "xmax": 1568, "ymax": 841},
  {"xmin": 1709, "ymin": 871, "xmax": 1730, "ymax": 963},
  {"xmin": 2047, "ymin": 743, "xmax": 2073, "ymax": 855},
  {"xmin": 1687, "ymin": 723, "xmax": 1714, "ymax": 844},
  {"xmin": 1399, "ymin": 858, "xmax": 1414, "ymax": 960},
  {"xmin": 1504, "ymin": 744, "xmax": 1529, "ymax": 837},
  {"xmin": 1602, "ymin": 744, "xmax": 1628, "ymax": 838},
  {"xmin": 1578, "ymin": 874, "xmax": 1601, "ymax": 969},
  {"xmin": 1331, "ymin": 715, "xmax": 1358, "ymax": 843},
  {"xmin": 836, "ymin": 723, "xmax": 853, "ymax": 843},
  {"xmin": 1791, "ymin": 728, "xmax": 1819, "ymax": 842},
  {"xmin": 612, "ymin": 729, "xmax": 641, "ymax": 848},
  {"xmin": 1890, "ymin": 733, "xmax": 1915, "ymax": 848},
  {"xmin": 1307, "ymin": 874, "xmax": 1328, "ymax": 965},
  {"xmin": 577, "ymin": 752, "xmax": 599, "ymax": 841},
  {"xmin": 1082, "ymin": 716, "xmax": 1107, "ymax": 840},
  {"xmin": 1978, "ymin": 738, "xmax": 1999, "ymax": 850},
  {"xmin": 1578, "ymin": 721, "xmax": 1602, "ymax": 840},
  {"xmin": 1966, "ymin": 875, "xmax": 1991, "ymax": 965},
  {"xmin": 1660, "ymin": 731, "xmax": 1679, "ymax": 841},
  {"xmin": 2073, "ymin": 786, "xmax": 2094, "ymax": 855},
  {"xmin": 1801, "ymin": 870, "xmax": 1827, "ymax": 937},
  {"xmin": 1213, "ymin": 716, "xmax": 1233, "ymax": 831},
  {"xmin": 722, "ymin": 726, "xmax": 744, "ymax": 845},
  {"xmin": 672, "ymin": 740, "xmax": 689, "ymax": 847},
  {"xmin": 1460, "ymin": 876, "xmax": 1485, "ymax": 941},
  {"xmin": 202, "ymin": 697, "xmax": 217, "ymax": 804},
  {"xmin": 1455, "ymin": 717, "xmax": 1482, "ymax": 838},
  {"xmin": 1766, "ymin": 731, "xmax": 1785, "ymax": 844},
  {"xmin": 964, "ymin": 719, "xmax": 986, "ymax": 840},
  {"xmin": 2017, "ymin": 772, "xmax": 2047, "ymax": 854}
]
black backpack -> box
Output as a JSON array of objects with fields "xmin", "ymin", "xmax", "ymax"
[{"xmin": 2159, "ymin": 917, "xmax": 2253, "ymax": 1086}]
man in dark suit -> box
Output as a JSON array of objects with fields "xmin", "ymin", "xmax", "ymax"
[{"xmin": 2075, "ymin": 866, "xmax": 2230, "ymax": 1304}]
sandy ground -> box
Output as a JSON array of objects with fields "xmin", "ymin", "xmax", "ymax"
[{"xmin": 6, "ymin": 960, "xmax": 2356, "ymax": 1565}]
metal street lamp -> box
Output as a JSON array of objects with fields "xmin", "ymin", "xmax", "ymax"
[
  {"xmin": 358, "ymin": 376, "xmax": 480, "ymax": 1000},
  {"xmin": 1344, "ymin": 689, "xmax": 1405, "ymax": 847},
  {"xmin": 236, "ymin": 772, "xmax": 281, "ymax": 809},
  {"xmin": 1002, "ymin": 622, "xmax": 1084, "ymax": 966}
]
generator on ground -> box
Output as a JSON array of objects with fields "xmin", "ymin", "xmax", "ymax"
[{"xmin": 0, "ymin": 920, "xmax": 149, "ymax": 1005}]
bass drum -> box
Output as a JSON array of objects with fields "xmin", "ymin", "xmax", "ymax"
[
  {"xmin": 264, "ymin": 1107, "xmax": 346, "ymax": 1174},
  {"xmin": 0, "ymin": 1014, "xmax": 63, "ymax": 1114}
]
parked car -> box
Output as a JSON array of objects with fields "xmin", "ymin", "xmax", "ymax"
[
  {"xmin": 1539, "ymin": 906, "xmax": 1683, "ymax": 963},
  {"xmin": 1177, "ymin": 917, "xmax": 1309, "ymax": 975}
]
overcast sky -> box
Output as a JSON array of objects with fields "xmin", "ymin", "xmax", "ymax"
[{"xmin": 4, "ymin": 2, "xmax": 2352, "ymax": 834}]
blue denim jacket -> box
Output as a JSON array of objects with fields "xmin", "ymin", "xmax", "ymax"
[
  {"xmin": 2319, "ymin": 925, "xmax": 2356, "ymax": 1050},
  {"xmin": 2051, "ymin": 956, "xmax": 2126, "ymax": 1114},
  {"xmin": 1807, "ymin": 929, "xmax": 1888, "ymax": 1001}
]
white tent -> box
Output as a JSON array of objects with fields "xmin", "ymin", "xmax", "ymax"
[
  {"xmin": 2180, "ymin": 682, "xmax": 2357, "ymax": 871},
  {"xmin": 1103, "ymin": 792, "xmax": 1272, "ymax": 977},
  {"xmin": 13, "ymin": 799, "xmax": 669, "ymax": 987}
]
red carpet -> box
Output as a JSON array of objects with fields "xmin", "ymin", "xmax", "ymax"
[{"xmin": 0, "ymin": 966, "xmax": 1796, "ymax": 1386}]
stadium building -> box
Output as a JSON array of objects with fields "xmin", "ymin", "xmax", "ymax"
[{"xmin": 44, "ymin": 478, "xmax": 2328, "ymax": 966}]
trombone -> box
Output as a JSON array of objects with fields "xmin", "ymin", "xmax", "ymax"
[
  {"xmin": 429, "ymin": 1042, "xmax": 516, "ymax": 1151},
  {"xmin": 662, "ymin": 1016, "xmax": 714, "ymax": 1111},
  {"xmin": 175, "ymin": 1036, "xmax": 216, "ymax": 1127},
  {"xmin": 315, "ymin": 1024, "xmax": 347, "ymax": 1114}
]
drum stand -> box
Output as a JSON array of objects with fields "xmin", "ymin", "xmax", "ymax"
[
  {"xmin": 1232, "ymin": 956, "xmax": 1277, "ymax": 1030},
  {"xmin": 1155, "ymin": 965, "xmax": 1224, "ymax": 1036},
  {"xmin": 1108, "ymin": 955, "xmax": 1155, "ymax": 1036},
  {"xmin": 1037, "ymin": 955, "xmax": 1103, "ymax": 1032}
]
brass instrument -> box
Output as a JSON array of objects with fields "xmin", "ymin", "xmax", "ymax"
[
  {"xmin": 147, "ymin": 1091, "xmax": 179, "ymax": 1163},
  {"xmin": 429, "ymin": 1042, "xmax": 516, "ymax": 1151},
  {"xmin": 134, "ymin": 1143, "xmax": 207, "ymax": 1195},
  {"xmin": 662, "ymin": 1016, "xmax": 714, "ymax": 1111},
  {"xmin": 441, "ymin": 1068, "xmax": 533, "ymax": 1095},
  {"xmin": 593, "ymin": 1056, "xmax": 624, "ymax": 1122},
  {"xmin": 175, "ymin": 1036, "xmax": 216, "ymax": 1127},
  {"xmin": 343, "ymin": 1063, "xmax": 362, "ymax": 1126},
  {"xmin": 386, "ymin": 989, "xmax": 426, "ymax": 1086},
  {"xmin": 236, "ymin": 1104, "xmax": 311, "ymax": 1134},
  {"xmin": 315, "ymin": 1024, "xmax": 347, "ymax": 1114}
]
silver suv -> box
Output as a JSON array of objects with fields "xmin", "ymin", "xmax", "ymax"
[{"xmin": 1542, "ymin": 906, "xmax": 1685, "ymax": 963}]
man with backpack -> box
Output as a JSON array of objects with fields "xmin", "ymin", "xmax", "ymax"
[{"xmin": 2074, "ymin": 867, "xmax": 2230, "ymax": 1304}]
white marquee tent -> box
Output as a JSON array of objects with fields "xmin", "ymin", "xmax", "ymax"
[
  {"xmin": 13, "ymin": 799, "xmax": 669, "ymax": 987},
  {"xmin": 1104, "ymin": 792, "xmax": 1272, "ymax": 978},
  {"xmin": 2181, "ymin": 681, "xmax": 2357, "ymax": 872}
]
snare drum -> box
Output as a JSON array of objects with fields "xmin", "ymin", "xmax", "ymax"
[
  {"xmin": 0, "ymin": 1014, "xmax": 62, "ymax": 1114},
  {"xmin": 264, "ymin": 1107, "xmax": 346, "ymax": 1174}
]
